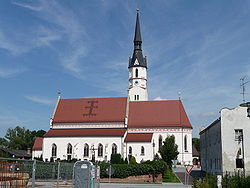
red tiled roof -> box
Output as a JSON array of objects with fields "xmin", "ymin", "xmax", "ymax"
[
  {"xmin": 44, "ymin": 128, "xmax": 126, "ymax": 137},
  {"xmin": 124, "ymin": 133, "xmax": 153, "ymax": 142},
  {"xmin": 128, "ymin": 100, "xmax": 192, "ymax": 128},
  {"xmin": 32, "ymin": 137, "xmax": 43, "ymax": 150},
  {"xmin": 53, "ymin": 97, "xmax": 127, "ymax": 123}
]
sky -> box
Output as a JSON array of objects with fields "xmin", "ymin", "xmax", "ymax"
[{"xmin": 0, "ymin": 0, "xmax": 250, "ymax": 138}]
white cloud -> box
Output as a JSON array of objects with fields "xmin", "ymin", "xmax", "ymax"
[
  {"xmin": 25, "ymin": 96, "xmax": 55, "ymax": 105},
  {"xmin": 154, "ymin": 96, "xmax": 167, "ymax": 100},
  {"xmin": 200, "ymin": 112, "xmax": 216, "ymax": 117},
  {"xmin": 12, "ymin": 1, "xmax": 42, "ymax": 11},
  {"xmin": 0, "ymin": 67, "xmax": 26, "ymax": 78}
]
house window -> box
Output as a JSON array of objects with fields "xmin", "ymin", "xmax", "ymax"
[
  {"xmin": 129, "ymin": 146, "xmax": 132, "ymax": 155},
  {"xmin": 84, "ymin": 144, "xmax": 89, "ymax": 157},
  {"xmin": 141, "ymin": 146, "xmax": 145, "ymax": 156},
  {"xmin": 247, "ymin": 107, "xmax": 250, "ymax": 117},
  {"xmin": 159, "ymin": 135, "xmax": 162, "ymax": 151},
  {"xmin": 135, "ymin": 68, "xmax": 138, "ymax": 78},
  {"xmin": 235, "ymin": 129, "xmax": 243, "ymax": 141},
  {"xmin": 67, "ymin": 143, "xmax": 72, "ymax": 160},
  {"xmin": 98, "ymin": 144, "xmax": 103, "ymax": 157},
  {"xmin": 112, "ymin": 144, "xmax": 117, "ymax": 154},
  {"xmin": 184, "ymin": 135, "xmax": 188, "ymax": 151},
  {"xmin": 52, "ymin": 144, "xmax": 57, "ymax": 158}
]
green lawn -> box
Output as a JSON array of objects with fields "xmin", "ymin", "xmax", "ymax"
[{"xmin": 162, "ymin": 169, "xmax": 180, "ymax": 183}]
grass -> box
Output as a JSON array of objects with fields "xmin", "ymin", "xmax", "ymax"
[{"xmin": 162, "ymin": 169, "xmax": 180, "ymax": 183}]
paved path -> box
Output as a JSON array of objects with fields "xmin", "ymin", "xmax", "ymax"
[
  {"xmin": 101, "ymin": 183, "xmax": 192, "ymax": 188},
  {"xmin": 28, "ymin": 182, "xmax": 191, "ymax": 188}
]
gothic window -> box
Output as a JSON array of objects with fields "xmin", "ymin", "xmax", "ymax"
[
  {"xmin": 52, "ymin": 144, "xmax": 57, "ymax": 158},
  {"xmin": 159, "ymin": 135, "xmax": 162, "ymax": 151},
  {"xmin": 134, "ymin": 95, "xmax": 136, "ymax": 101},
  {"xmin": 184, "ymin": 135, "xmax": 188, "ymax": 151},
  {"xmin": 135, "ymin": 68, "xmax": 138, "ymax": 78},
  {"xmin": 137, "ymin": 95, "xmax": 139, "ymax": 100},
  {"xmin": 98, "ymin": 144, "xmax": 103, "ymax": 157},
  {"xmin": 235, "ymin": 129, "xmax": 243, "ymax": 141},
  {"xmin": 112, "ymin": 144, "xmax": 117, "ymax": 154},
  {"xmin": 84, "ymin": 144, "xmax": 89, "ymax": 157},
  {"xmin": 67, "ymin": 143, "xmax": 72, "ymax": 160},
  {"xmin": 129, "ymin": 146, "xmax": 132, "ymax": 155},
  {"xmin": 141, "ymin": 146, "xmax": 145, "ymax": 156}
]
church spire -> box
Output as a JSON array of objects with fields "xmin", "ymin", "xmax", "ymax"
[
  {"xmin": 134, "ymin": 9, "xmax": 142, "ymax": 50},
  {"xmin": 128, "ymin": 10, "xmax": 147, "ymax": 68}
]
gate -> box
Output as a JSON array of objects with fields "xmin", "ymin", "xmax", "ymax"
[{"xmin": 73, "ymin": 161, "xmax": 100, "ymax": 188}]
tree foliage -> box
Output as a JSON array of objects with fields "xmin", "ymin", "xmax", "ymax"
[
  {"xmin": 2, "ymin": 126, "xmax": 46, "ymax": 150},
  {"xmin": 192, "ymin": 138, "xmax": 200, "ymax": 152},
  {"xmin": 110, "ymin": 153, "xmax": 124, "ymax": 164},
  {"xmin": 159, "ymin": 135, "xmax": 179, "ymax": 168}
]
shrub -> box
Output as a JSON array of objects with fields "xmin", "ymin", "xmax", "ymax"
[
  {"xmin": 193, "ymin": 175, "xmax": 217, "ymax": 188},
  {"xmin": 222, "ymin": 172, "xmax": 250, "ymax": 188},
  {"xmin": 129, "ymin": 156, "xmax": 137, "ymax": 164},
  {"xmin": 110, "ymin": 154, "xmax": 123, "ymax": 164},
  {"xmin": 99, "ymin": 160, "xmax": 168, "ymax": 178}
]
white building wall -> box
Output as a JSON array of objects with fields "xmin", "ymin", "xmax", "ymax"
[
  {"xmin": 152, "ymin": 131, "xmax": 192, "ymax": 164},
  {"xmin": 32, "ymin": 150, "xmax": 42, "ymax": 159},
  {"xmin": 221, "ymin": 106, "xmax": 250, "ymax": 173},
  {"xmin": 125, "ymin": 142, "xmax": 153, "ymax": 162},
  {"xmin": 43, "ymin": 136, "xmax": 123, "ymax": 162},
  {"xmin": 127, "ymin": 128, "xmax": 193, "ymax": 164}
]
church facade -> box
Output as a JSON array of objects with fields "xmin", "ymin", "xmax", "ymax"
[{"xmin": 33, "ymin": 11, "xmax": 193, "ymax": 164}]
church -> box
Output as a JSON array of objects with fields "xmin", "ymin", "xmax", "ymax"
[{"xmin": 32, "ymin": 11, "xmax": 193, "ymax": 164}]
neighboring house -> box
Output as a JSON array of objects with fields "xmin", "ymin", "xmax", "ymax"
[
  {"xmin": 32, "ymin": 137, "xmax": 43, "ymax": 159},
  {"xmin": 192, "ymin": 145, "xmax": 200, "ymax": 165},
  {"xmin": 200, "ymin": 103, "xmax": 250, "ymax": 174},
  {"xmin": 33, "ymin": 11, "xmax": 193, "ymax": 164},
  {"xmin": 0, "ymin": 148, "xmax": 31, "ymax": 159}
]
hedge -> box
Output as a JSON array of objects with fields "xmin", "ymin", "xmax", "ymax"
[{"xmin": 99, "ymin": 160, "xmax": 167, "ymax": 178}]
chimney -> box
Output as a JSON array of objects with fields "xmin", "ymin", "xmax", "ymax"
[{"xmin": 27, "ymin": 148, "xmax": 31, "ymax": 155}]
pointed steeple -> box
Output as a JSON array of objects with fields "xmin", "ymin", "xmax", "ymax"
[
  {"xmin": 134, "ymin": 10, "xmax": 142, "ymax": 50},
  {"xmin": 128, "ymin": 9, "xmax": 147, "ymax": 68}
]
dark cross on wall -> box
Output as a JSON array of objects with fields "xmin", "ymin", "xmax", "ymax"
[{"xmin": 83, "ymin": 100, "xmax": 98, "ymax": 116}]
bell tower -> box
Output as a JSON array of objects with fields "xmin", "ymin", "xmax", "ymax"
[{"xmin": 128, "ymin": 10, "xmax": 148, "ymax": 101}]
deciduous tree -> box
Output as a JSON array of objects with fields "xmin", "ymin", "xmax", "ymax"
[{"xmin": 159, "ymin": 135, "xmax": 179, "ymax": 168}]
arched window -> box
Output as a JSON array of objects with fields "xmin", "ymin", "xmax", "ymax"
[
  {"xmin": 184, "ymin": 135, "xmax": 187, "ymax": 151},
  {"xmin": 52, "ymin": 144, "xmax": 57, "ymax": 158},
  {"xmin": 84, "ymin": 144, "xmax": 89, "ymax": 157},
  {"xmin": 112, "ymin": 144, "xmax": 117, "ymax": 154},
  {"xmin": 129, "ymin": 146, "xmax": 132, "ymax": 155},
  {"xmin": 141, "ymin": 146, "xmax": 145, "ymax": 156},
  {"xmin": 67, "ymin": 143, "xmax": 72, "ymax": 160},
  {"xmin": 98, "ymin": 144, "xmax": 103, "ymax": 157},
  {"xmin": 135, "ymin": 68, "xmax": 138, "ymax": 78},
  {"xmin": 159, "ymin": 135, "xmax": 163, "ymax": 151}
]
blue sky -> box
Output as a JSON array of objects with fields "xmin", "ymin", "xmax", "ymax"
[{"xmin": 0, "ymin": 0, "xmax": 250, "ymax": 137}]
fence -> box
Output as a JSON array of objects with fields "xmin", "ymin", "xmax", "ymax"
[{"xmin": 0, "ymin": 157, "xmax": 74, "ymax": 187}]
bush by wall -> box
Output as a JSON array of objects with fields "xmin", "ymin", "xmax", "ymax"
[{"xmin": 99, "ymin": 160, "xmax": 167, "ymax": 178}]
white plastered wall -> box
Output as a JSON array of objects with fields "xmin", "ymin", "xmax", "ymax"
[
  {"xmin": 152, "ymin": 131, "xmax": 193, "ymax": 165},
  {"xmin": 43, "ymin": 136, "xmax": 123, "ymax": 161},
  {"xmin": 221, "ymin": 106, "xmax": 250, "ymax": 173}
]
